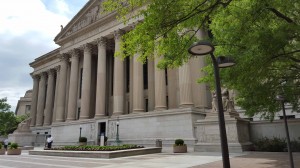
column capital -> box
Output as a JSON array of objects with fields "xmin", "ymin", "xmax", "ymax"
[
  {"xmin": 47, "ymin": 69, "xmax": 56, "ymax": 76},
  {"xmin": 58, "ymin": 54, "xmax": 69, "ymax": 62},
  {"xmin": 54, "ymin": 66, "xmax": 60, "ymax": 72},
  {"xmin": 40, "ymin": 71, "xmax": 48, "ymax": 78},
  {"xmin": 80, "ymin": 43, "xmax": 93, "ymax": 52},
  {"xmin": 30, "ymin": 73, "xmax": 40, "ymax": 80},
  {"xmin": 96, "ymin": 37, "xmax": 107, "ymax": 47},
  {"xmin": 114, "ymin": 29, "xmax": 125, "ymax": 40},
  {"xmin": 69, "ymin": 49, "xmax": 81, "ymax": 59}
]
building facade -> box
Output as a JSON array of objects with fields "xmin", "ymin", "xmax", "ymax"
[
  {"xmin": 15, "ymin": 90, "xmax": 32, "ymax": 116},
  {"xmin": 29, "ymin": 0, "xmax": 212, "ymax": 147},
  {"xmin": 28, "ymin": 0, "xmax": 300, "ymax": 150}
]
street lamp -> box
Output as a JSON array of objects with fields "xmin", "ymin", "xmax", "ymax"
[
  {"xmin": 188, "ymin": 41, "xmax": 235, "ymax": 168},
  {"xmin": 275, "ymin": 94, "xmax": 294, "ymax": 168},
  {"xmin": 116, "ymin": 121, "xmax": 120, "ymax": 145},
  {"xmin": 79, "ymin": 125, "xmax": 82, "ymax": 138}
]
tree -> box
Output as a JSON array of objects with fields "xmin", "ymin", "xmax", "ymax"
[
  {"xmin": 0, "ymin": 98, "xmax": 26, "ymax": 135},
  {"xmin": 103, "ymin": 0, "xmax": 300, "ymax": 119}
]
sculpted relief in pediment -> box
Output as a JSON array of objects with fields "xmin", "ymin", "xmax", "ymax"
[{"xmin": 65, "ymin": 5, "xmax": 101, "ymax": 37}]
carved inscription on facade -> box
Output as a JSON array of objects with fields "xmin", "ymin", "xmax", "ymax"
[{"xmin": 65, "ymin": 5, "xmax": 100, "ymax": 37}]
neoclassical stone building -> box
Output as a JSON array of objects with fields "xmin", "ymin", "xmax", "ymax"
[
  {"xmin": 29, "ymin": 0, "xmax": 300, "ymax": 153},
  {"xmin": 29, "ymin": 0, "xmax": 213, "ymax": 147}
]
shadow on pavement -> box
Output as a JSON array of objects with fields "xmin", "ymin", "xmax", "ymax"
[{"xmin": 191, "ymin": 152, "xmax": 300, "ymax": 168}]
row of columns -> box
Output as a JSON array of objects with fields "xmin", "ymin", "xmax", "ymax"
[{"xmin": 30, "ymin": 29, "xmax": 208, "ymax": 127}]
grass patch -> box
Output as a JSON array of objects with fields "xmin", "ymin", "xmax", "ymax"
[{"xmin": 45, "ymin": 144, "xmax": 144, "ymax": 151}]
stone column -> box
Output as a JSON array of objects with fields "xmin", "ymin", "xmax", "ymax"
[
  {"xmin": 190, "ymin": 29, "xmax": 209, "ymax": 108},
  {"xmin": 52, "ymin": 66, "xmax": 60, "ymax": 122},
  {"xmin": 80, "ymin": 44, "xmax": 93, "ymax": 119},
  {"xmin": 154, "ymin": 57, "xmax": 167, "ymax": 110},
  {"xmin": 36, "ymin": 72, "xmax": 47, "ymax": 126},
  {"xmin": 113, "ymin": 30, "xmax": 125, "ymax": 115},
  {"xmin": 30, "ymin": 74, "xmax": 39, "ymax": 126},
  {"xmin": 147, "ymin": 60, "xmax": 155, "ymax": 111},
  {"xmin": 56, "ymin": 55, "xmax": 69, "ymax": 122},
  {"xmin": 179, "ymin": 63, "xmax": 194, "ymax": 107},
  {"xmin": 133, "ymin": 53, "xmax": 145, "ymax": 113},
  {"xmin": 66, "ymin": 50, "xmax": 80, "ymax": 121},
  {"xmin": 95, "ymin": 37, "xmax": 107, "ymax": 118},
  {"xmin": 44, "ymin": 69, "xmax": 55, "ymax": 125}
]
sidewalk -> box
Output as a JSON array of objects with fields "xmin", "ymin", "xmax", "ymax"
[
  {"xmin": 19, "ymin": 148, "xmax": 300, "ymax": 168},
  {"xmin": 192, "ymin": 152, "xmax": 300, "ymax": 168}
]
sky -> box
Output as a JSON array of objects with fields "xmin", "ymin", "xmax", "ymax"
[{"xmin": 0, "ymin": 0, "xmax": 89, "ymax": 111}]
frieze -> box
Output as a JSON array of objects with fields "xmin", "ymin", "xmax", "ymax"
[{"xmin": 65, "ymin": 5, "xmax": 101, "ymax": 37}]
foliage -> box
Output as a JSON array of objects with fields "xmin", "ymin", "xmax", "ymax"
[
  {"xmin": 254, "ymin": 137, "xmax": 286, "ymax": 152},
  {"xmin": 9, "ymin": 143, "xmax": 18, "ymax": 149},
  {"xmin": 102, "ymin": 0, "xmax": 300, "ymax": 119},
  {"xmin": 45, "ymin": 144, "xmax": 143, "ymax": 151},
  {"xmin": 174, "ymin": 139, "xmax": 185, "ymax": 146},
  {"xmin": 79, "ymin": 137, "xmax": 87, "ymax": 142},
  {"xmin": 0, "ymin": 143, "xmax": 2, "ymax": 149},
  {"xmin": 0, "ymin": 98, "xmax": 11, "ymax": 113},
  {"xmin": 0, "ymin": 97, "xmax": 29, "ymax": 135}
]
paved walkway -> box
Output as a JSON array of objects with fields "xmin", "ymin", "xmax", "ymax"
[{"xmin": 0, "ymin": 149, "xmax": 299, "ymax": 168}]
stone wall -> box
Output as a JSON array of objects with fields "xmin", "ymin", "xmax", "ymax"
[{"xmin": 249, "ymin": 118, "xmax": 300, "ymax": 141}]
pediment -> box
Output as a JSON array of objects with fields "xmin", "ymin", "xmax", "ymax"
[{"xmin": 54, "ymin": 0, "xmax": 103, "ymax": 43}]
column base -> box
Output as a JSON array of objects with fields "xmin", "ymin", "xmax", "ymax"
[
  {"xmin": 179, "ymin": 104, "xmax": 194, "ymax": 108},
  {"xmin": 66, "ymin": 118, "xmax": 76, "ymax": 121},
  {"xmin": 55, "ymin": 119, "xmax": 65, "ymax": 122},
  {"xmin": 132, "ymin": 109, "xmax": 145, "ymax": 113},
  {"xmin": 79, "ymin": 116, "xmax": 90, "ymax": 120},
  {"xmin": 154, "ymin": 106, "xmax": 167, "ymax": 111},
  {"xmin": 43, "ymin": 123, "xmax": 51, "ymax": 126},
  {"xmin": 94, "ymin": 114, "xmax": 106, "ymax": 119},
  {"xmin": 112, "ymin": 112, "xmax": 123, "ymax": 116}
]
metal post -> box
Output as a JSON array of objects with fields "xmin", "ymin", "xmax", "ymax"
[
  {"xmin": 79, "ymin": 127, "xmax": 82, "ymax": 138},
  {"xmin": 281, "ymin": 101, "xmax": 294, "ymax": 168},
  {"xmin": 116, "ymin": 124, "xmax": 120, "ymax": 145},
  {"xmin": 210, "ymin": 53, "xmax": 231, "ymax": 168}
]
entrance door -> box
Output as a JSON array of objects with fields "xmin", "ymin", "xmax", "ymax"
[{"xmin": 97, "ymin": 122, "xmax": 106, "ymax": 145}]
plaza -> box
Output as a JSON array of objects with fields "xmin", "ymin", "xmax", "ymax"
[{"xmin": 0, "ymin": 149, "xmax": 300, "ymax": 168}]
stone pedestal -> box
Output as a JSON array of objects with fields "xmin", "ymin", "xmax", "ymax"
[
  {"xmin": 8, "ymin": 133, "xmax": 36, "ymax": 147},
  {"xmin": 194, "ymin": 110, "xmax": 252, "ymax": 153}
]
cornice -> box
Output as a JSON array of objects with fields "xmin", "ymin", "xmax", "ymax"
[{"xmin": 29, "ymin": 48, "xmax": 60, "ymax": 68}]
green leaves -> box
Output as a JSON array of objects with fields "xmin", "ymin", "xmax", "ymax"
[{"xmin": 103, "ymin": 0, "xmax": 300, "ymax": 119}]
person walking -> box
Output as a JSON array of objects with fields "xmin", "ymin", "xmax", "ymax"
[
  {"xmin": 4, "ymin": 139, "xmax": 9, "ymax": 150},
  {"xmin": 46, "ymin": 135, "xmax": 53, "ymax": 148}
]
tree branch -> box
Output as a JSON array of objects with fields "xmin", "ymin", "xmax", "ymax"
[{"xmin": 266, "ymin": 7, "xmax": 294, "ymax": 23}]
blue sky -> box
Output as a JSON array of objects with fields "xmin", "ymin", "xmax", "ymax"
[{"xmin": 0, "ymin": 0, "xmax": 88, "ymax": 111}]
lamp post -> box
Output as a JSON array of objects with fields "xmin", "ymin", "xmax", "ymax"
[
  {"xmin": 79, "ymin": 125, "xmax": 82, "ymax": 138},
  {"xmin": 276, "ymin": 95, "xmax": 294, "ymax": 168},
  {"xmin": 116, "ymin": 121, "xmax": 120, "ymax": 145},
  {"xmin": 188, "ymin": 41, "xmax": 235, "ymax": 168}
]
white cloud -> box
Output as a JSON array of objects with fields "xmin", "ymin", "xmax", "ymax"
[
  {"xmin": 0, "ymin": 0, "xmax": 69, "ymax": 38},
  {"xmin": 0, "ymin": 0, "xmax": 81, "ymax": 111}
]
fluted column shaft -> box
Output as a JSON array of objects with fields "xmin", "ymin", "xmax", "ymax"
[
  {"xmin": 36, "ymin": 73, "xmax": 47, "ymax": 126},
  {"xmin": 147, "ymin": 60, "xmax": 155, "ymax": 111},
  {"xmin": 30, "ymin": 75, "xmax": 39, "ymax": 126},
  {"xmin": 67, "ymin": 50, "xmax": 80, "ymax": 121},
  {"xmin": 113, "ymin": 30, "xmax": 125, "ymax": 115},
  {"xmin": 56, "ymin": 55, "xmax": 69, "ymax": 122},
  {"xmin": 80, "ymin": 44, "xmax": 93, "ymax": 119},
  {"xmin": 154, "ymin": 57, "xmax": 167, "ymax": 110},
  {"xmin": 44, "ymin": 70, "xmax": 55, "ymax": 125},
  {"xmin": 179, "ymin": 63, "xmax": 194, "ymax": 107},
  {"xmin": 52, "ymin": 67, "xmax": 60, "ymax": 122},
  {"xmin": 95, "ymin": 38, "xmax": 107, "ymax": 118},
  {"xmin": 133, "ymin": 53, "xmax": 145, "ymax": 112},
  {"xmin": 190, "ymin": 29, "xmax": 209, "ymax": 108}
]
